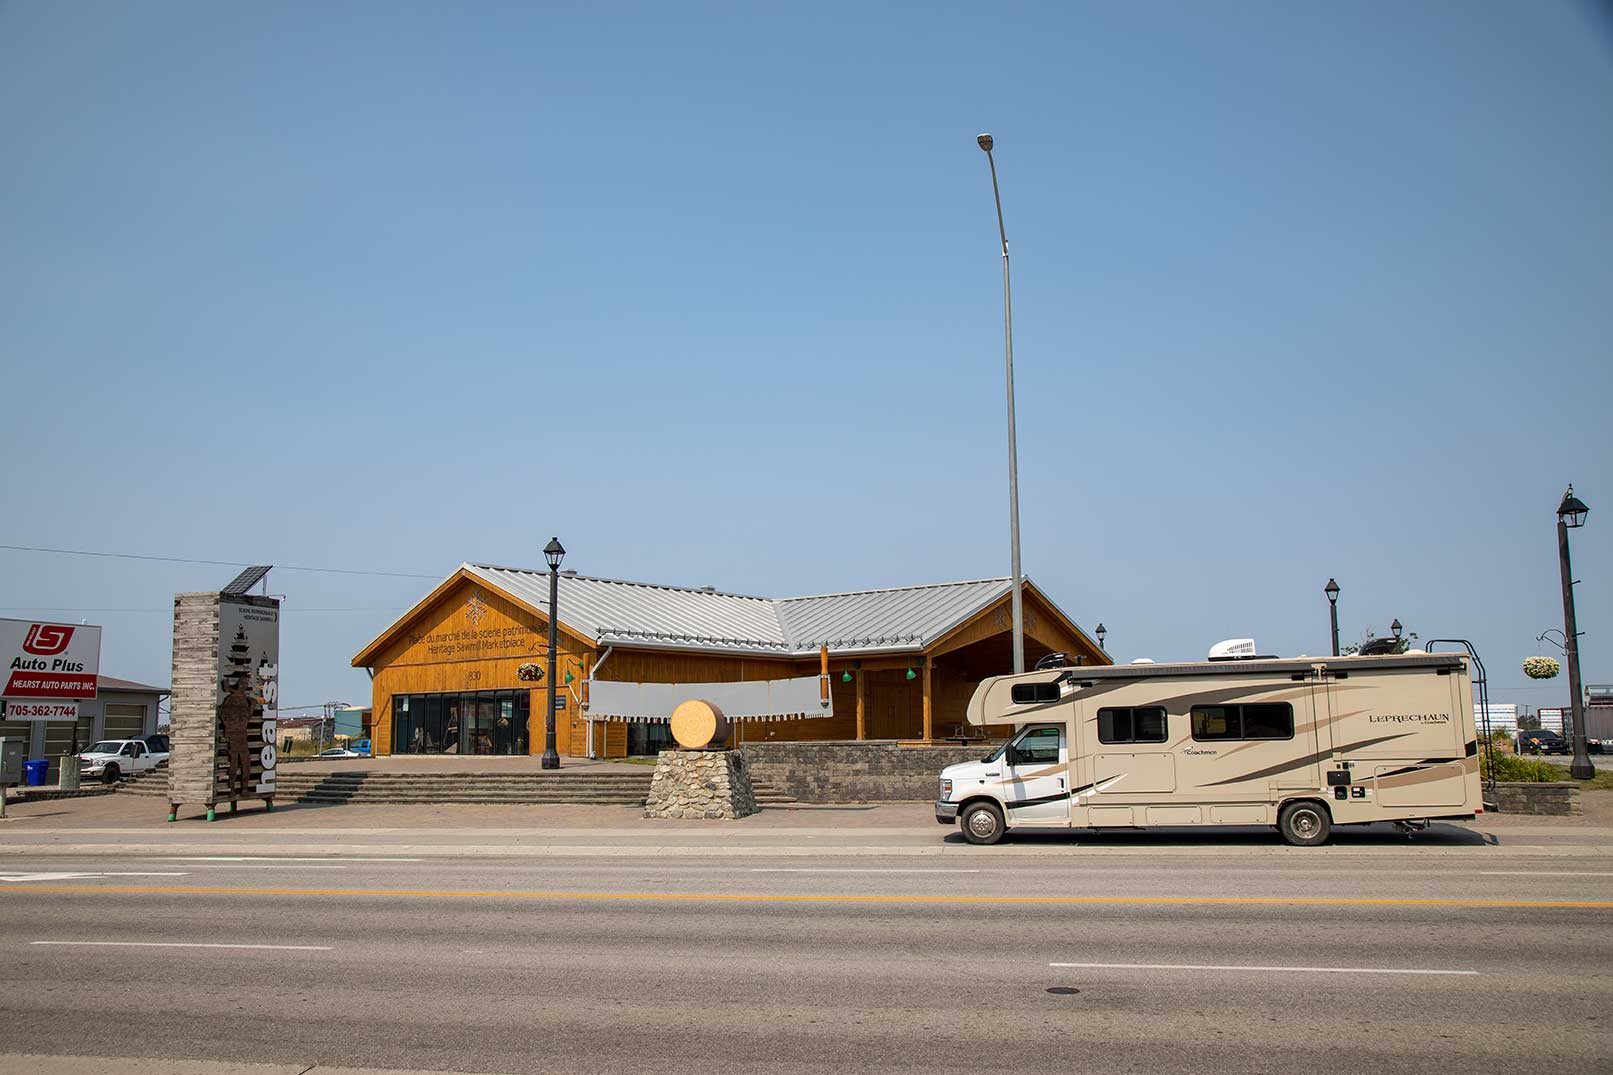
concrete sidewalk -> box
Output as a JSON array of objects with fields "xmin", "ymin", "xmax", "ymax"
[{"xmin": 3, "ymin": 789, "xmax": 1613, "ymax": 858}]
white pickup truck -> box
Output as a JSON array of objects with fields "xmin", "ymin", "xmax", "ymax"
[{"xmin": 79, "ymin": 739, "xmax": 169, "ymax": 784}]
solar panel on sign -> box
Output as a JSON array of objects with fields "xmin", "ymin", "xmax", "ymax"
[{"xmin": 221, "ymin": 565, "xmax": 273, "ymax": 595}]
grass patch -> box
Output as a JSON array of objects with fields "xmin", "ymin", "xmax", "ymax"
[
  {"xmin": 1483, "ymin": 753, "xmax": 1562, "ymax": 783},
  {"xmin": 1483, "ymin": 752, "xmax": 1613, "ymax": 789},
  {"xmin": 604, "ymin": 756, "xmax": 660, "ymax": 766}
]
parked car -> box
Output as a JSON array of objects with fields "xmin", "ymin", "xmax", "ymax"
[
  {"xmin": 1517, "ymin": 729, "xmax": 1569, "ymax": 755},
  {"xmin": 79, "ymin": 738, "xmax": 170, "ymax": 784},
  {"xmin": 315, "ymin": 747, "xmax": 364, "ymax": 759}
]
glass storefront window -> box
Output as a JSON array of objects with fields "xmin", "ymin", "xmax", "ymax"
[{"xmin": 392, "ymin": 690, "xmax": 532, "ymax": 755}]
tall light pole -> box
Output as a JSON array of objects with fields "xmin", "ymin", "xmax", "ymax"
[
  {"xmin": 977, "ymin": 132, "xmax": 1024, "ymax": 674},
  {"xmin": 542, "ymin": 537, "xmax": 566, "ymax": 770},
  {"xmin": 1325, "ymin": 579, "xmax": 1341, "ymax": 657},
  {"xmin": 1555, "ymin": 487, "xmax": 1592, "ymax": 779}
]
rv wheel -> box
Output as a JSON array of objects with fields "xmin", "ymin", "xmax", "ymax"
[
  {"xmin": 1278, "ymin": 801, "xmax": 1331, "ymax": 847},
  {"xmin": 961, "ymin": 802, "xmax": 1006, "ymax": 846}
]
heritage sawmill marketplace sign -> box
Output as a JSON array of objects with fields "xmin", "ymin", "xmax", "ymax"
[{"xmin": 1, "ymin": 617, "xmax": 101, "ymax": 722}]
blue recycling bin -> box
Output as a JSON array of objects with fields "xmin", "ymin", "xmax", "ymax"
[{"xmin": 23, "ymin": 759, "xmax": 48, "ymax": 786}]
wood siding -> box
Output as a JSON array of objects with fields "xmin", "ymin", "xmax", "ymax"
[{"xmin": 368, "ymin": 578, "xmax": 591, "ymax": 756}]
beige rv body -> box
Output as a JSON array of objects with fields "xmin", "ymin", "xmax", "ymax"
[{"xmin": 945, "ymin": 652, "xmax": 1481, "ymax": 837}]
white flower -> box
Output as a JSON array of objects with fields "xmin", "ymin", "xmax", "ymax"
[{"xmin": 1522, "ymin": 655, "xmax": 1560, "ymax": 680}]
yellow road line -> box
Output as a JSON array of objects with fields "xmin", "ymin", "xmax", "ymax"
[{"xmin": 3, "ymin": 885, "xmax": 1612, "ymax": 910}]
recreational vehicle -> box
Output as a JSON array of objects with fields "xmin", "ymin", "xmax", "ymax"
[{"xmin": 935, "ymin": 645, "xmax": 1483, "ymax": 846}]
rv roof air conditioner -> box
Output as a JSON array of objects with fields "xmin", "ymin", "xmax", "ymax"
[{"xmin": 1207, "ymin": 638, "xmax": 1275, "ymax": 661}]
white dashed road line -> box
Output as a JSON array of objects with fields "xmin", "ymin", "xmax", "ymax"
[
  {"xmin": 31, "ymin": 941, "xmax": 333, "ymax": 951},
  {"xmin": 1050, "ymin": 961, "xmax": 1478, "ymax": 976}
]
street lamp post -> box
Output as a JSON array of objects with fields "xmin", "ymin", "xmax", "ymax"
[
  {"xmin": 1095, "ymin": 623, "xmax": 1106, "ymax": 653},
  {"xmin": 1555, "ymin": 487, "xmax": 1592, "ymax": 780},
  {"xmin": 977, "ymin": 133, "xmax": 1025, "ymax": 675},
  {"xmin": 1325, "ymin": 579, "xmax": 1341, "ymax": 657},
  {"xmin": 542, "ymin": 537, "xmax": 566, "ymax": 770}
]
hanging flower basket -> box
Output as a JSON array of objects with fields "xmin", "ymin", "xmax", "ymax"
[
  {"xmin": 516, "ymin": 662, "xmax": 544, "ymax": 682},
  {"xmin": 1522, "ymin": 655, "xmax": 1560, "ymax": 680}
]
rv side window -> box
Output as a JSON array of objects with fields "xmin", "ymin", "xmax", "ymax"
[
  {"xmin": 1190, "ymin": 703, "xmax": 1294, "ymax": 741},
  {"xmin": 1097, "ymin": 706, "xmax": 1168, "ymax": 744},
  {"xmin": 1010, "ymin": 682, "xmax": 1061, "ymax": 705},
  {"xmin": 1012, "ymin": 726, "xmax": 1062, "ymax": 764}
]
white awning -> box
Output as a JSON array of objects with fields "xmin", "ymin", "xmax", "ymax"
[{"xmin": 586, "ymin": 675, "xmax": 832, "ymax": 723}]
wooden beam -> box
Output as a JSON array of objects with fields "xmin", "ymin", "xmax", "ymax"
[
  {"xmin": 855, "ymin": 671, "xmax": 866, "ymax": 740},
  {"xmin": 921, "ymin": 662, "xmax": 933, "ymax": 743}
]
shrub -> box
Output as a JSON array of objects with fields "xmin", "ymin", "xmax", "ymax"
[{"xmin": 1482, "ymin": 752, "xmax": 1562, "ymax": 783}]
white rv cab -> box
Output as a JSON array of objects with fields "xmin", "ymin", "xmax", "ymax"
[{"xmin": 935, "ymin": 646, "xmax": 1483, "ymax": 847}]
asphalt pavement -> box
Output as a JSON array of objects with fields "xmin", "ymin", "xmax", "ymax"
[{"xmin": 0, "ymin": 801, "xmax": 1609, "ymax": 1074}]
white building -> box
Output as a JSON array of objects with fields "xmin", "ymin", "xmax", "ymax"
[{"xmin": 1475, "ymin": 703, "xmax": 1518, "ymax": 732}]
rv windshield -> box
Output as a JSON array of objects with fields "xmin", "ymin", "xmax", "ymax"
[{"xmin": 981, "ymin": 738, "xmax": 1011, "ymax": 764}]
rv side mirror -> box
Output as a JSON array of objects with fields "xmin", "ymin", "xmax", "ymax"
[{"xmin": 1005, "ymin": 746, "xmax": 1020, "ymax": 767}]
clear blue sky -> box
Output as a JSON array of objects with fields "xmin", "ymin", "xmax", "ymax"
[{"xmin": 2, "ymin": 1, "xmax": 1609, "ymax": 716}]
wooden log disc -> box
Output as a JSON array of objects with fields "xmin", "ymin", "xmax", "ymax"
[{"xmin": 669, "ymin": 699, "xmax": 731, "ymax": 750}]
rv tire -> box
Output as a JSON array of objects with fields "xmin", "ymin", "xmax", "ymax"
[
  {"xmin": 1278, "ymin": 800, "xmax": 1331, "ymax": 847},
  {"xmin": 961, "ymin": 801, "xmax": 1005, "ymax": 846}
]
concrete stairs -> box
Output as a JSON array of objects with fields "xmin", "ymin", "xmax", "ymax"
[{"xmin": 117, "ymin": 766, "xmax": 797, "ymax": 806}]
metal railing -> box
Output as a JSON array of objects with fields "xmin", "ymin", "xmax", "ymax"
[{"xmin": 1423, "ymin": 639, "xmax": 1496, "ymax": 802}]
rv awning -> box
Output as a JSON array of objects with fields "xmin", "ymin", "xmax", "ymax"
[{"xmin": 586, "ymin": 675, "xmax": 831, "ymax": 724}]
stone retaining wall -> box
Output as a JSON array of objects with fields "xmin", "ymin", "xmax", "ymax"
[
  {"xmin": 740, "ymin": 740, "xmax": 994, "ymax": 803},
  {"xmin": 1490, "ymin": 781, "xmax": 1581, "ymax": 815}
]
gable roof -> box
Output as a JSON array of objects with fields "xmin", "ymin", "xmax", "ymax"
[
  {"xmin": 98, "ymin": 675, "xmax": 170, "ymax": 695},
  {"xmin": 353, "ymin": 563, "xmax": 1094, "ymax": 664}
]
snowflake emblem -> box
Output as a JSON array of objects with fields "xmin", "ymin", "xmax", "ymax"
[{"xmin": 465, "ymin": 594, "xmax": 488, "ymax": 625}]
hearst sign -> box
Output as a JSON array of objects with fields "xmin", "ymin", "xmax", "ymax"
[{"xmin": 1, "ymin": 617, "xmax": 102, "ymax": 722}]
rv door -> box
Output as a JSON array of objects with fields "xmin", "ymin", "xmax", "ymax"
[{"xmin": 1002, "ymin": 725, "xmax": 1070, "ymax": 825}]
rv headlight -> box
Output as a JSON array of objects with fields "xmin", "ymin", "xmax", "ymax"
[{"xmin": 939, "ymin": 777, "xmax": 953, "ymax": 800}]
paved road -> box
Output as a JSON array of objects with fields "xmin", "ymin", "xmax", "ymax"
[{"xmin": 1, "ymin": 829, "xmax": 1609, "ymax": 1074}]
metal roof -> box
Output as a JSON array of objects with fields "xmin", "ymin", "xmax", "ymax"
[
  {"xmin": 775, "ymin": 577, "xmax": 1012, "ymax": 653},
  {"xmin": 464, "ymin": 564, "xmax": 790, "ymax": 654},
  {"xmin": 98, "ymin": 675, "xmax": 170, "ymax": 695},
  {"xmin": 457, "ymin": 564, "xmax": 1033, "ymax": 658}
]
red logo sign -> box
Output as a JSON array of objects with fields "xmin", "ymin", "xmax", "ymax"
[{"xmin": 23, "ymin": 624, "xmax": 75, "ymax": 656}]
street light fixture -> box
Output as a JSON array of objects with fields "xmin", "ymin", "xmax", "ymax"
[
  {"xmin": 1095, "ymin": 623, "xmax": 1107, "ymax": 652},
  {"xmin": 1555, "ymin": 486, "xmax": 1593, "ymax": 779},
  {"xmin": 977, "ymin": 132, "xmax": 1025, "ymax": 675},
  {"xmin": 1390, "ymin": 619, "xmax": 1403, "ymax": 642},
  {"xmin": 1324, "ymin": 579, "xmax": 1341, "ymax": 657},
  {"xmin": 542, "ymin": 536, "xmax": 566, "ymax": 770}
]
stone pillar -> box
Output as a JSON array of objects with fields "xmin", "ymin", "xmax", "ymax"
[{"xmin": 643, "ymin": 750, "xmax": 759, "ymax": 819}]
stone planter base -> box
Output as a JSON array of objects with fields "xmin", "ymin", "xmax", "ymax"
[
  {"xmin": 644, "ymin": 749, "xmax": 759, "ymax": 820},
  {"xmin": 1490, "ymin": 781, "xmax": 1581, "ymax": 815}
]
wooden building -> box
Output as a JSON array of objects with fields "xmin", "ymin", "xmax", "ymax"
[{"xmin": 351, "ymin": 564, "xmax": 1109, "ymax": 758}]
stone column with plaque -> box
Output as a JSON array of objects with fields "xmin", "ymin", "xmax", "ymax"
[{"xmin": 168, "ymin": 591, "xmax": 280, "ymax": 821}]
